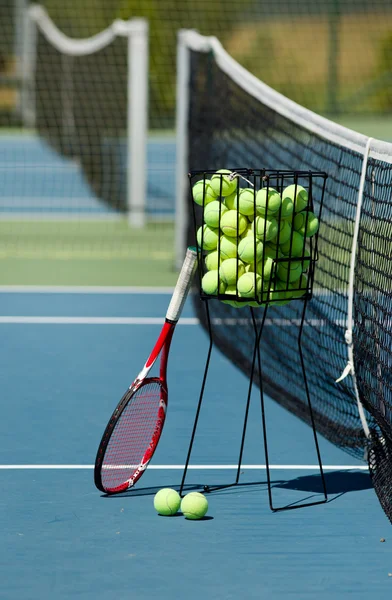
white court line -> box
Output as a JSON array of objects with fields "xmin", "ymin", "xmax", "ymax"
[
  {"xmin": 0, "ymin": 316, "xmax": 344, "ymax": 326},
  {"xmin": 0, "ymin": 464, "xmax": 368, "ymax": 470},
  {"xmin": 0, "ymin": 286, "xmax": 174, "ymax": 294},
  {"xmin": 0, "ymin": 286, "xmax": 345, "ymax": 295}
]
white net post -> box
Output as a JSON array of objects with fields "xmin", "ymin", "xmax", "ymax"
[
  {"xmin": 126, "ymin": 18, "xmax": 149, "ymax": 228},
  {"xmin": 19, "ymin": 6, "xmax": 149, "ymax": 225}
]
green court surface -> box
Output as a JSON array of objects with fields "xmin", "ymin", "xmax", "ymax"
[{"xmin": 0, "ymin": 220, "xmax": 178, "ymax": 286}]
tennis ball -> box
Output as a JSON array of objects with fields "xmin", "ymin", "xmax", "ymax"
[
  {"xmin": 220, "ymin": 210, "xmax": 248, "ymax": 238},
  {"xmin": 201, "ymin": 270, "xmax": 226, "ymax": 295},
  {"xmin": 219, "ymin": 235, "xmax": 238, "ymax": 260},
  {"xmin": 263, "ymin": 243, "xmax": 282, "ymax": 261},
  {"xmin": 210, "ymin": 169, "xmax": 237, "ymax": 197},
  {"xmin": 192, "ymin": 179, "xmax": 217, "ymax": 206},
  {"xmin": 277, "ymin": 220, "xmax": 292, "ymax": 246},
  {"xmin": 205, "ymin": 250, "xmax": 220, "ymax": 271},
  {"xmin": 203, "ymin": 200, "xmax": 228, "ymax": 229},
  {"xmin": 288, "ymin": 274, "xmax": 308, "ymax": 299},
  {"xmin": 268, "ymin": 279, "xmax": 290, "ymax": 305},
  {"xmin": 197, "ymin": 225, "xmax": 219, "ymax": 251},
  {"xmin": 252, "ymin": 215, "xmax": 278, "ymax": 242},
  {"xmin": 181, "ymin": 492, "xmax": 209, "ymax": 520},
  {"xmin": 293, "ymin": 211, "xmax": 319, "ymax": 237},
  {"xmin": 255, "ymin": 188, "xmax": 281, "ymax": 216},
  {"xmin": 222, "ymin": 284, "xmax": 246, "ymax": 308},
  {"xmin": 219, "ymin": 258, "xmax": 245, "ymax": 285},
  {"xmin": 252, "ymin": 255, "xmax": 276, "ymax": 281},
  {"xmin": 280, "ymin": 193, "xmax": 294, "ymax": 219},
  {"xmin": 224, "ymin": 189, "xmax": 239, "ymax": 210},
  {"xmin": 237, "ymin": 272, "xmax": 262, "ymax": 298},
  {"xmin": 154, "ymin": 488, "xmax": 181, "ymax": 516},
  {"xmin": 277, "ymin": 260, "xmax": 303, "ymax": 284},
  {"xmin": 238, "ymin": 236, "xmax": 264, "ymax": 264},
  {"xmin": 282, "ymin": 184, "xmax": 308, "ymax": 213},
  {"xmin": 238, "ymin": 188, "xmax": 256, "ymax": 216},
  {"xmin": 280, "ymin": 231, "xmax": 305, "ymax": 257}
]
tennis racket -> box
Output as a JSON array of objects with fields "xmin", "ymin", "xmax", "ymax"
[{"xmin": 94, "ymin": 246, "xmax": 198, "ymax": 494}]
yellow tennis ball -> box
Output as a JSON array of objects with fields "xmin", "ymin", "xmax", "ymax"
[
  {"xmin": 288, "ymin": 274, "xmax": 308, "ymax": 299},
  {"xmin": 255, "ymin": 188, "xmax": 281, "ymax": 216},
  {"xmin": 154, "ymin": 488, "xmax": 181, "ymax": 516},
  {"xmin": 196, "ymin": 225, "xmax": 219, "ymax": 251},
  {"xmin": 238, "ymin": 188, "xmax": 256, "ymax": 216},
  {"xmin": 220, "ymin": 210, "xmax": 248, "ymax": 238},
  {"xmin": 205, "ymin": 250, "xmax": 220, "ymax": 271},
  {"xmin": 219, "ymin": 258, "xmax": 245, "ymax": 285},
  {"xmin": 224, "ymin": 189, "xmax": 239, "ymax": 210},
  {"xmin": 181, "ymin": 492, "xmax": 209, "ymax": 520},
  {"xmin": 277, "ymin": 220, "xmax": 292, "ymax": 245},
  {"xmin": 280, "ymin": 231, "xmax": 305, "ymax": 257},
  {"xmin": 201, "ymin": 270, "xmax": 226, "ymax": 295},
  {"xmin": 222, "ymin": 284, "xmax": 247, "ymax": 308},
  {"xmin": 204, "ymin": 200, "xmax": 228, "ymax": 229},
  {"xmin": 210, "ymin": 169, "xmax": 238, "ymax": 197},
  {"xmin": 238, "ymin": 236, "xmax": 264, "ymax": 264},
  {"xmin": 252, "ymin": 215, "xmax": 278, "ymax": 242},
  {"xmin": 293, "ymin": 211, "xmax": 319, "ymax": 237},
  {"xmin": 219, "ymin": 235, "xmax": 238, "ymax": 260},
  {"xmin": 237, "ymin": 272, "xmax": 262, "ymax": 298},
  {"xmin": 282, "ymin": 184, "xmax": 308, "ymax": 213},
  {"xmin": 277, "ymin": 260, "xmax": 303, "ymax": 284},
  {"xmin": 192, "ymin": 179, "xmax": 217, "ymax": 206}
]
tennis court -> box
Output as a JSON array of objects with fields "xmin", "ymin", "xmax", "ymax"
[{"xmin": 1, "ymin": 288, "xmax": 391, "ymax": 599}]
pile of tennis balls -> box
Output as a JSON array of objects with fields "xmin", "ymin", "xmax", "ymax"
[
  {"xmin": 154, "ymin": 488, "xmax": 208, "ymax": 520},
  {"xmin": 194, "ymin": 169, "xmax": 319, "ymax": 308}
]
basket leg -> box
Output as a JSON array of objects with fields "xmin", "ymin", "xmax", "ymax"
[
  {"xmin": 179, "ymin": 300, "xmax": 213, "ymax": 497},
  {"xmin": 257, "ymin": 298, "xmax": 328, "ymax": 512}
]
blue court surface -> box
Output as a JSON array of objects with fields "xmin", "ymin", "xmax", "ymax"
[
  {"xmin": 1, "ymin": 289, "xmax": 392, "ymax": 599},
  {"xmin": 0, "ymin": 134, "xmax": 175, "ymax": 218}
]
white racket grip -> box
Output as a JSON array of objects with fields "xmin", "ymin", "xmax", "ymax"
[{"xmin": 166, "ymin": 247, "xmax": 197, "ymax": 322}]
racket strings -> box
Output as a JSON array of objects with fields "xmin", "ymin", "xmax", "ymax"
[{"xmin": 101, "ymin": 380, "xmax": 163, "ymax": 490}]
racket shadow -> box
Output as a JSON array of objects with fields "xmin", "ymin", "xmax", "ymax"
[{"xmin": 100, "ymin": 483, "xmax": 198, "ymax": 499}]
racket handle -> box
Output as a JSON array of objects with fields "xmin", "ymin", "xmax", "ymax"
[{"xmin": 166, "ymin": 247, "xmax": 197, "ymax": 322}]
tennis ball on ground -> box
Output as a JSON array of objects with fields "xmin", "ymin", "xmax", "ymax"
[
  {"xmin": 201, "ymin": 270, "xmax": 226, "ymax": 295},
  {"xmin": 238, "ymin": 188, "xmax": 256, "ymax": 216},
  {"xmin": 282, "ymin": 184, "xmax": 308, "ymax": 213},
  {"xmin": 237, "ymin": 272, "xmax": 262, "ymax": 298},
  {"xmin": 154, "ymin": 488, "xmax": 181, "ymax": 516},
  {"xmin": 203, "ymin": 200, "xmax": 228, "ymax": 229},
  {"xmin": 280, "ymin": 231, "xmax": 305, "ymax": 257},
  {"xmin": 255, "ymin": 188, "xmax": 282, "ymax": 216},
  {"xmin": 238, "ymin": 236, "xmax": 264, "ymax": 264},
  {"xmin": 277, "ymin": 220, "xmax": 292, "ymax": 246},
  {"xmin": 277, "ymin": 260, "xmax": 303, "ymax": 284},
  {"xmin": 181, "ymin": 492, "xmax": 209, "ymax": 520},
  {"xmin": 205, "ymin": 250, "xmax": 220, "ymax": 271},
  {"xmin": 219, "ymin": 258, "xmax": 245, "ymax": 285},
  {"xmin": 220, "ymin": 210, "xmax": 248, "ymax": 238},
  {"xmin": 252, "ymin": 215, "xmax": 278, "ymax": 242},
  {"xmin": 196, "ymin": 225, "xmax": 219, "ymax": 251},
  {"xmin": 210, "ymin": 169, "xmax": 238, "ymax": 197},
  {"xmin": 293, "ymin": 211, "xmax": 319, "ymax": 237},
  {"xmin": 192, "ymin": 179, "xmax": 217, "ymax": 206},
  {"xmin": 219, "ymin": 235, "xmax": 238, "ymax": 260}
]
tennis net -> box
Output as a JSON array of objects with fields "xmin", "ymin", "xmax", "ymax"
[{"xmin": 177, "ymin": 30, "xmax": 392, "ymax": 523}]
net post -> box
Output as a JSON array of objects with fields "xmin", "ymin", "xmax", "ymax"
[
  {"xmin": 20, "ymin": 4, "xmax": 38, "ymax": 129},
  {"xmin": 127, "ymin": 18, "xmax": 148, "ymax": 228},
  {"xmin": 175, "ymin": 30, "xmax": 191, "ymax": 270}
]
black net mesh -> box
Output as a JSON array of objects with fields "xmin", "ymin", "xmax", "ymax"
[
  {"xmin": 35, "ymin": 26, "xmax": 127, "ymax": 212},
  {"xmin": 185, "ymin": 49, "xmax": 392, "ymax": 523}
]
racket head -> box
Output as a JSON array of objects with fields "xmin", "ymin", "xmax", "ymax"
[{"xmin": 94, "ymin": 377, "xmax": 168, "ymax": 494}]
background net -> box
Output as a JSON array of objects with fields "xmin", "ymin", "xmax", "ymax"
[{"xmin": 184, "ymin": 44, "xmax": 392, "ymax": 523}]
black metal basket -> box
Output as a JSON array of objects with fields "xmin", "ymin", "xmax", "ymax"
[{"xmin": 189, "ymin": 168, "xmax": 327, "ymax": 307}]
